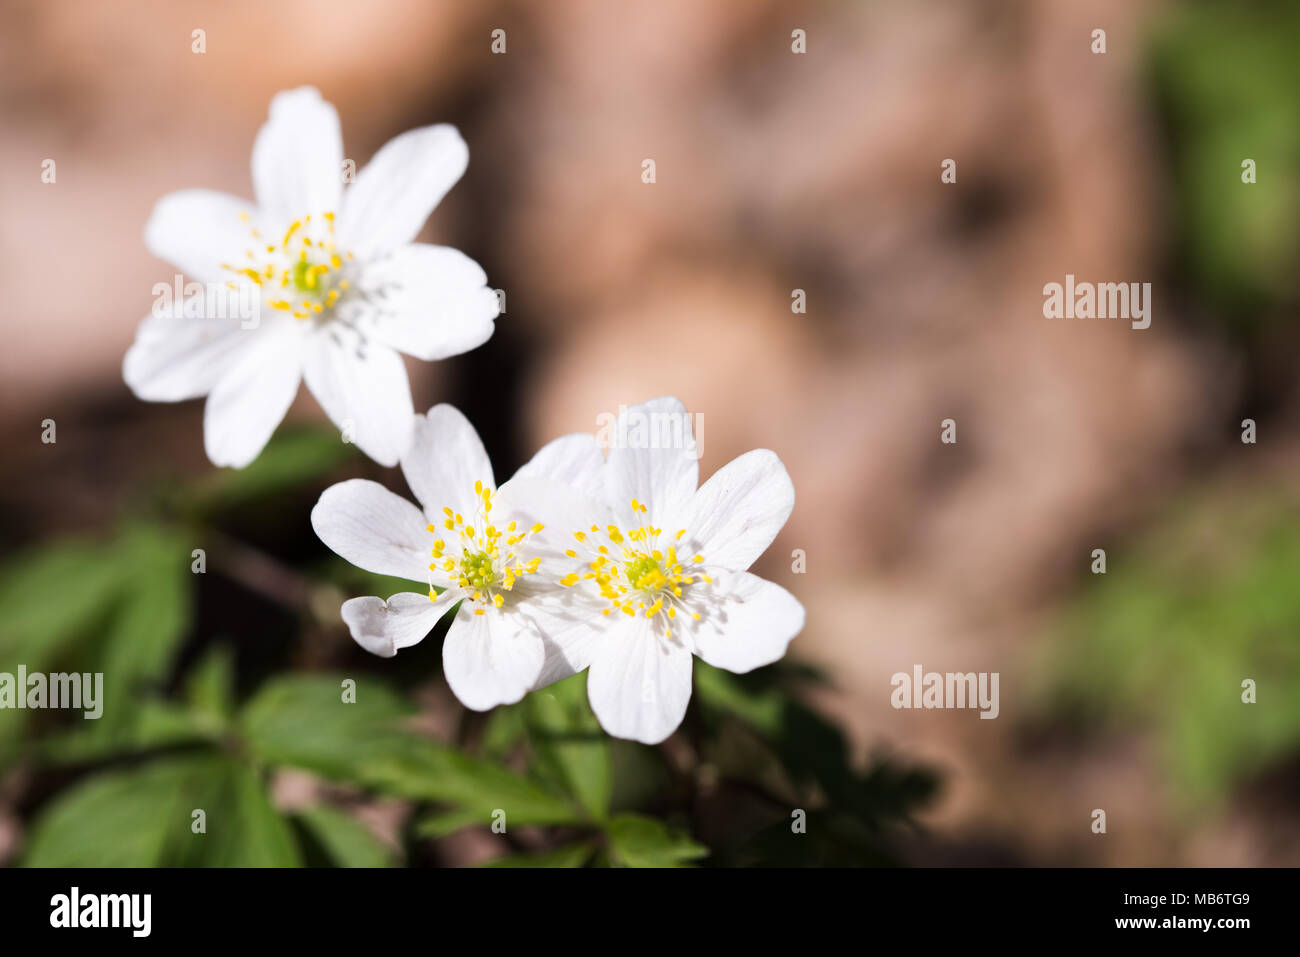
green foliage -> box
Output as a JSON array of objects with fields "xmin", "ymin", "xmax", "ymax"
[
  {"xmin": 240, "ymin": 674, "xmax": 416, "ymax": 780},
  {"xmin": 90, "ymin": 522, "xmax": 193, "ymax": 745},
  {"xmin": 243, "ymin": 674, "xmax": 582, "ymax": 827},
  {"xmin": 480, "ymin": 842, "xmax": 595, "ymax": 868},
  {"xmin": 1148, "ymin": 1, "xmax": 1300, "ymax": 327},
  {"xmin": 693, "ymin": 661, "xmax": 938, "ymax": 866},
  {"xmin": 184, "ymin": 645, "xmax": 237, "ymax": 728},
  {"xmin": 178, "ymin": 425, "xmax": 357, "ymax": 516},
  {"xmin": 1034, "ymin": 489, "xmax": 1300, "ymax": 804},
  {"xmin": 0, "ymin": 541, "xmax": 125, "ymax": 670},
  {"xmin": 525, "ymin": 674, "xmax": 612, "ymax": 820},
  {"xmin": 0, "ymin": 521, "xmax": 194, "ymax": 761},
  {"xmin": 293, "ymin": 805, "xmax": 394, "ymax": 868},
  {"xmin": 24, "ymin": 756, "xmax": 300, "ymax": 867},
  {"xmin": 604, "ymin": 814, "xmax": 707, "ymax": 867}
]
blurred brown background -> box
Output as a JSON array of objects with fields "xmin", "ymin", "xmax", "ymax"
[{"xmin": 4, "ymin": 0, "xmax": 1300, "ymax": 866}]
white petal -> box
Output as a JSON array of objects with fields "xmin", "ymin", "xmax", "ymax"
[
  {"xmin": 341, "ymin": 592, "xmax": 445, "ymax": 658},
  {"xmin": 355, "ymin": 244, "xmax": 498, "ymax": 361},
  {"xmin": 311, "ymin": 478, "xmax": 431, "ymax": 581},
  {"xmin": 513, "ymin": 433, "xmax": 606, "ymax": 495},
  {"xmin": 302, "ymin": 331, "xmax": 414, "ymax": 467},
  {"xmin": 145, "ymin": 189, "xmax": 258, "ymax": 283},
  {"xmin": 399, "ymin": 404, "xmax": 494, "ymax": 517},
  {"xmin": 677, "ymin": 449, "xmax": 794, "ymax": 571},
  {"xmin": 252, "ymin": 87, "xmax": 343, "ymax": 222},
  {"xmin": 587, "ymin": 616, "xmax": 694, "ymax": 744},
  {"xmin": 442, "ymin": 604, "xmax": 545, "ymax": 711},
  {"xmin": 203, "ymin": 324, "xmax": 304, "ymax": 468},
  {"xmin": 340, "ymin": 125, "xmax": 468, "ymax": 258},
  {"xmin": 520, "ymin": 589, "xmax": 604, "ymax": 690},
  {"xmin": 122, "ymin": 305, "xmax": 255, "ymax": 402},
  {"xmin": 493, "ymin": 475, "xmax": 608, "ymax": 565},
  {"xmin": 689, "ymin": 572, "xmax": 803, "ymax": 674},
  {"xmin": 605, "ymin": 396, "xmax": 699, "ymax": 528}
]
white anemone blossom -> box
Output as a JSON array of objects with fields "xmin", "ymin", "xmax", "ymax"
[
  {"xmin": 124, "ymin": 87, "xmax": 499, "ymax": 468},
  {"xmin": 547, "ymin": 397, "xmax": 804, "ymax": 744},
  {"xmin": 311, "ymin": 404, "xmax": 603, "ymax": 711}
]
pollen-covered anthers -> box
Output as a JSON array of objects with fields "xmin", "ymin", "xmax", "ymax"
[
  {"xmin": 559, "ymin": 498, "xmax": 710, "ymax": 638},
  {"xmin": 221, "ymin": 210, "xmax": 355, "ymax": 320},
  {"xmin": 426, "ymin": 480, "xmax": 543, "ymax": 616}
]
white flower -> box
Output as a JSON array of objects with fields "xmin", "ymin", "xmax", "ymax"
[
  {"xmin": 124, "ymin": 87, "xmax": 499, "ymax": 468},
  {"xmin": 549, "ymin": 397, "xmax": 805, "ymax": 745},
  {"xmin": 311, "ymin": 404, "xmax": 603, "ymax": 711}
]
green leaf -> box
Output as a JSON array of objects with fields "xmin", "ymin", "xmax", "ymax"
[
  {"xmin": 0, "ymin": 524, "xmax": 193, "ymax": 764},
  {"xmin": 694, "ymin": 661, "xmax": 785, "ymax": 735},
  {"xmin": 39, "ymin": 701, "xmax": 217, "ymax": 765},
  {"xmin": 480, "ymin": 842, "xmax": 595, "ymax": 868},
  {"xmin": 241, "ymin": 674, "xmax": 582, "ymax": 825},
  {"xmin": 294, "ymin": 805, "xmax": 393, "ymax": 868},
  {"xmin": 604, "ymin": 814, "xmax": 707, "ymax": 868},
  {"xmin": 187, "ymin": 425, "xmax": 355, "ymax": 513},
  {"xmin": 86, "ymin": 523, "xmax": 193, "ymax": 743},
  {"xmin": 479, "ymin": 702, "xmax": 527, "ymax": 760},
  {"xmin": 184, "ymin": 644, "xmax": 237, "ymax": 728},
  {"xmin": 0, "ymin": 540, "xmax": 124, "ymax": 670},
  {"xmin": 416, "ymin": 808, "xmax": 492, "ymax": 840},
  {"xmin": 173, "ymin": 759, "xmax": 301, "ymax": 867},
  {"xmin": 525, "ymin": 674, "xmax": 611, "ymax": 820},
  {"xmin": 364, "ymin": 745, "xmax": 582, "ymax": 826},
  {"xmin": 694, "ymin": 661, "xmax": 850, "ymax": 799},
  {"xmin": 22, "ymin": 758, "xmax": 189, "ymax": 866},
  {"xmin": 23, "ymin": 755, "xmax": 299, "ymax": 867},
  {"xmin": 319, "ymin": 562, "xmax": 430, "ymax": 609},
  {"xmin": 240, "ymin": 673, "xmax": 414, "ymax": 780}
]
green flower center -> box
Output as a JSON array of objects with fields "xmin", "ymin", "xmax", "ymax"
[
  {"xmin": 459, "ymin": 550, "xmax": 497, "ymax": 590},
  {"xmin": 427, "ymin": 482, "xmax": 545, "ymax": 611},
  {"xmin": 559, "ymin": 500, "xmax": 713, "ymax": 638},
  {"xmin": 624, "ymin": 555, "xmax": 668, "ymax": 591},
  {"xmin": 291, "ymin": 257, "xmax": 326, "ymax": 293}
]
